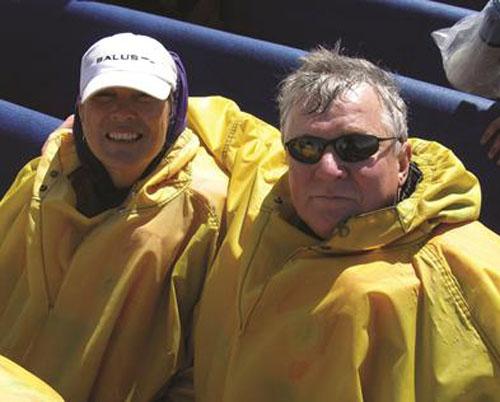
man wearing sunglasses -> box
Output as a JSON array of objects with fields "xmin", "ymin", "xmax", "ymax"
[{"xmin": 191, "ymin": 47, "xmax": 500, "ymax": 401}]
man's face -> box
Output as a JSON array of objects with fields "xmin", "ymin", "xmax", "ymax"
[
  {"xmin": 79, "ymin": 87, "xmax": 171, "ymax": 187},
  {"xmin": 285, "ymin": 83, "xmax": 411, "ymax": 239}
]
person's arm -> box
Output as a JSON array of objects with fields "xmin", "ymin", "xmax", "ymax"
[
  {"xmin": 481, "ymin": 116, "xmax": 500, "ymax": 165},
  {"xmin": 187, "ymin": 96, "xmax": 285, "ymax": 174}
]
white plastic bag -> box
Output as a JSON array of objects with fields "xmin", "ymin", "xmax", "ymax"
[{"xmin": 432, "ymin": 0, "xmax": 500, "ymax": 99}]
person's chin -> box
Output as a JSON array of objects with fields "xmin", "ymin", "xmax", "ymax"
[{"xmin": 305, "ymin": 213, "xmax": 347, "ymax": 239}]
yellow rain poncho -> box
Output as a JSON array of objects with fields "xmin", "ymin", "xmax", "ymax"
[
  {"xmin": 191, "ymin": 96, "xmax": 500, "ymax": 402},
  {"xmin": 0, "ymin": 122, "xmax": 227, "ymax": 401},
  {"xmin": 0, "ymin": 355, "xmax": 63, "ymax": 401}
]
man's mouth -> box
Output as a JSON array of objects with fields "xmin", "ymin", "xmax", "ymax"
[
  {"xmin": 312, "ymin": 195, "xmax": 356, "ymax": 204},
  {"xmin": 106, "ymin": 131, "xmax": 143, "ymax": 142},
  {"xmin": 314, "ymin": 195, "xmax": 351, "ymax": 200}
]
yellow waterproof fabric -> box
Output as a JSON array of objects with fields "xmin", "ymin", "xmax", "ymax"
[
  {"xmin": 191, "ymin": 96, "xmax": 500, "ymax": 402},
  {"xmin": 0, "ymin": 122, "xmax": 228, "ymax": 401},
  {"xmin": 0, "ymin": 355, "xmax": 63, "ymax": 401}
]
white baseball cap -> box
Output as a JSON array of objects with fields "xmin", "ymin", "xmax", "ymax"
[{"xmin": 79, "ymin": 33, "xmax": 177, "ymax": 103}]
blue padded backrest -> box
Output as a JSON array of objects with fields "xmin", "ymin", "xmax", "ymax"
[
  {"xmin": 0, "ymin": 0, "xmax": 497, "ymax": 231},
  {"xmin": 0, "ymin": 1, "xmax": 491, "ymax": 127},
  {"xmin": 222, "ymin": 0, "xmax": 475, "ymax": 89},
  {"xmin": 0, "ymin": 100, "xmax": 62, "ymax": 196}
]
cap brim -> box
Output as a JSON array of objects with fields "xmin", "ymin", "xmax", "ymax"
[{"xmin": 80, "ymin": 71, "xmax": 172, "ymax": 103}]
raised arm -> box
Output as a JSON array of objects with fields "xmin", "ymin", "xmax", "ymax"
[{"xmin": 187, "ymin": 96, "xmax": 284, "ymax": 174}]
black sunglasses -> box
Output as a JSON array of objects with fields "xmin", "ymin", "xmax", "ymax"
[{"xmin": 285, "ymin": 134, "xmax": 400, "ymax": 164}]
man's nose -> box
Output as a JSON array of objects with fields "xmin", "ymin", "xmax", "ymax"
[{"xmin": 314, "ymin": 149, "xmax": 347, "ymax": 179}]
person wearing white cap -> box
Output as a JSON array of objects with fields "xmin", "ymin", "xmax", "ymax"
[{"xmin": 0, "ymin": 32, "xmax": 228, "ymax": 402}]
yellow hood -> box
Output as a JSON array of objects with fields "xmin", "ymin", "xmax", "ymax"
[{"xmin": 320, "ymin": 138, "xmax": 481, "ymax": 251}]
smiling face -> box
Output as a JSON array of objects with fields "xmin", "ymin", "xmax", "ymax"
[
  {"xmin": 284, "ymin": 83, "xmax": 411, "ymax": 239},
  {"xmin": 78, "ymin": 87, "xmax": 171, "ymax": 188}
]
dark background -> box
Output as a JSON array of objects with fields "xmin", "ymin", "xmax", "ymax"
[{"xmin": 96, "ymin": 0, "xmax": 488, "ymax": 34}]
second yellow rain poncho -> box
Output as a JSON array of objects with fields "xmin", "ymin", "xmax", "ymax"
[{"xmin": 190, "ymin": 96, "xmax": 500, "ymax": 402}]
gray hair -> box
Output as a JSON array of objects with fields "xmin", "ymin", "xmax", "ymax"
[{"xmin": 277, "ymin": 47, "xmax": 408, "ymax": 144}]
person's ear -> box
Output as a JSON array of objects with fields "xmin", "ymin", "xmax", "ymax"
[{"xmin": 397, "ymin": 141, "xmax": 412, "ymax": 186}]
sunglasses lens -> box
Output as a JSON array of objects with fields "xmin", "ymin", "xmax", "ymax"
[
  {"xmin": 287, "ymin": 137, "xmax": 324, "ymax": 164},
  {"xmin": 287, "ymin": 134, "xmax": 384, "ymax": 164},
  {"xmin": 335, "ymin": 134, "xmax": 379, "ymax": 162}
]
